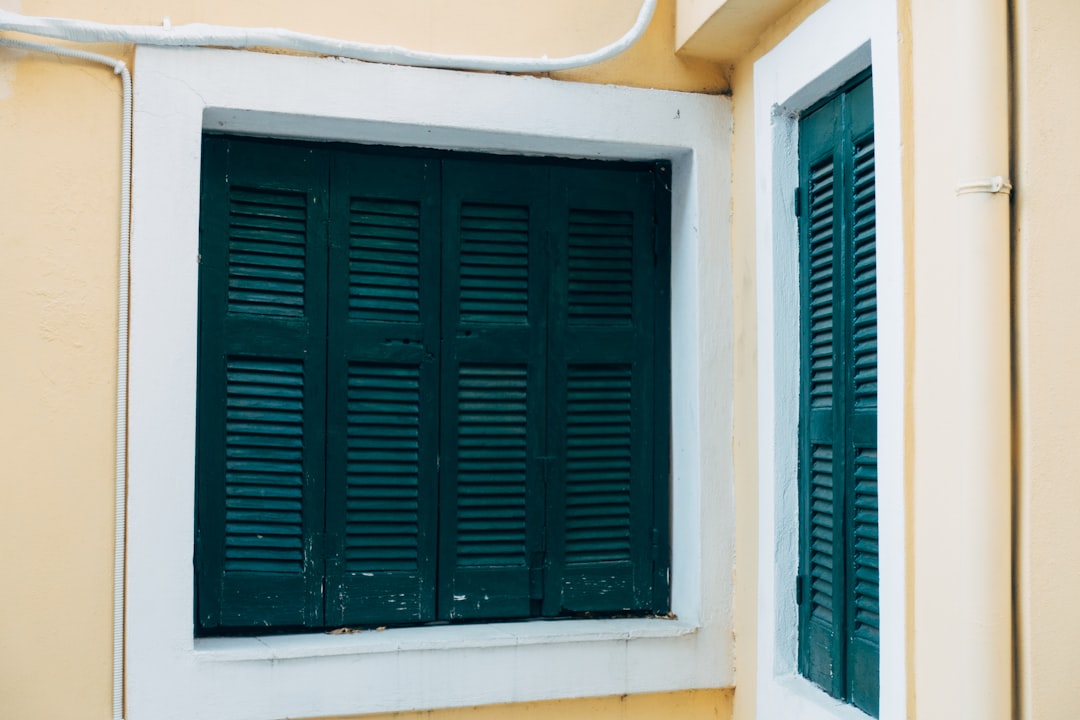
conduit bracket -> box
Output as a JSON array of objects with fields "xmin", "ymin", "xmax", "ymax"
[{"xmin": 956, "ymin": 175, "xmax": 1013, "ymax": 196}]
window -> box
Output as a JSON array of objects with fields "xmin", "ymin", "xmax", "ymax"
[
  {"xmin": 753, "ymin": 2, "xmax": 902, "ymax": 719},
  {"xmin": 128, "ymin": 46, "xmax": 732, "ymax": 720},
  {"xmin": 195, "ymin": 135, "xmax": 672, "ymax": 634},
  {"xmin": 796, "ymin": 73, "xmax": 878, "ymax": 716}
]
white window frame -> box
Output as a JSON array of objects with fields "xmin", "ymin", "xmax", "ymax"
[
  {"xmin": 128, "ymin": 46, "xmax": 733, "ymax": 720},
  {"xmin": 753, "ymin": 0, "xmax": 905, "ymax": 719}
]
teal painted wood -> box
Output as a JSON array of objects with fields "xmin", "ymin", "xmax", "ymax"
[
  {"xmin": 324, "ymin": 150, "xmax": 441, "ymax": 627},
  {"xmin": 438, "ymin": 159, "xmax": 549, "ymax": 621},
  {"xmin": 797, "ymin": 71, "xmax": 879, "ymax": 715},
  {"xmin": 845, "ymin": 76, "xmax": 880, "ymax": 718},
  {"xmin": 543, "ymin": 166, "xmax": 663, "ymax": 615},
  {"xmin": 196, "ymin": 138, "xmax": 673, "ymax": 634},
  {"xmin": 799, "ymin": 91, "xmax": 844, "ymax": 695},
  {"xmin": 196, "ymin": 136, "xmax": 329, "ymax": 633}
]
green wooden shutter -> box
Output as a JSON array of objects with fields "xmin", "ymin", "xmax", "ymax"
[
  {"xmin": 798, "ymin": 73, "xmax": 878, "ymax": 714},
  {"xmin": 323, "ymin": 150, "xmax": 441, "ymax": 627},
  {"xmin": 195, "ymin": 136, "xmax": 329, "ymax": 633},
  {"xmin": 799, "ymin": 93, "xmax": 845, "ymax": 692},
  {"xmin": 845, "ymin": 77, "xmax": 880, "ymax": 717},
  {"xmin": 542, "ymin": 165, "xmax": 667, "ymax": 615},
  {"xmin": 438, "ymin": 159, "xmax": 548, "ymax": 621}
]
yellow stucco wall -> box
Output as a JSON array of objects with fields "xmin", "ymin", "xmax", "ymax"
[
  {"xmin": 725, "ymin": 5, "xmax": 854, "ymax": 720},
  {"xmin": 1013, "ymin": 1, "xmax": 1080, "ymax": 717},
  {"xmin": 0, "ymin": 2, "xmax": 728, "ymax": 719},
  {"xmin": 10, "ymin": 0, "xmax": 1077, "ymax": 717},
  {"xmin": 317, "ymin": 690, "xmax": 732, "ymax": 720}
]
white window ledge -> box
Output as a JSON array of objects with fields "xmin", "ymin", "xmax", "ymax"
[
  {"xmin": 195, "ymin": 618, "xmax": 698, "ymax": 661},
  {"xmin": 129, "ymin": 46, "xmax": 733, "ymax": 720},
  {"xmin": 769, "ymin": 675, "xmax": 878, "ymax": 720}
]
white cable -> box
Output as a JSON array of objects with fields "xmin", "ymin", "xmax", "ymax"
[
  {"xmin": 0, "ymin": 0, "xmax": 656, "ymax": 72},
  {"xmin": 0, "ymin": 37, "xmax": 131, "ymax": 720}
]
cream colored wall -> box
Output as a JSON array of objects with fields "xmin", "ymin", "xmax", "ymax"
[
  {"xmin": 724, "ymin": 3, "xmax": 830, "ymax": 720},
  {"xmin": 318, "ymin": 689, "xmax": 733, "ymax": 720},
  {"xmin": 730, "ymin": 0, "xmax": 1015, "ymax": 717},
  {"xmin": 675, "ymin": 0, "xmax": 804, "ymax": 64},
  {"xmin": 1, "ymin": 46, "xmax": 122, "ymax": 720},
  {"xmin": 0, "ymin": 2, "xmax": 727, "ymax": 719},
  {"xmin": 1013, "ymin": 1, "xmax": 1080, "ymax": 718}
]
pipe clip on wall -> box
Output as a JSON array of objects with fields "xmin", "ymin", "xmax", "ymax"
[{"xmin": 956, "ymin": 176, "xmax": 1014, "ymax": 196}]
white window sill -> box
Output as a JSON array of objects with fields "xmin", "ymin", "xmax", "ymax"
[
  {"xmin": 761, "ymin": 674, "xmax": 875, "ymax": 720},
  {"xmin": 195, "ymin": 617, "xmax": 699, "ymax": 661}
]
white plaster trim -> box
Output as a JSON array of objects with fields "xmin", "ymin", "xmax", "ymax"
[
  {"xmin": 129, "ymin": 46, "xmax": 733, "ymax": 720},
  {"xmin": 753, "ymin": 0, "xmax": 906, "ymax": 718}
]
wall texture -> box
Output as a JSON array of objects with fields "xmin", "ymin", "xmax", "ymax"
[
  {"xmin": 1013, "ymin": 1, "xmax": 1080, "ymax": 718},
  {"xmin": 0, "ymin": 2, "xmax": 726, "ymax": 719}
]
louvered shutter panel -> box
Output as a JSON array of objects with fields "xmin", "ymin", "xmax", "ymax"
[
  {"xmin": 845, "ymin": 77, "xmax": 880, "ymax": 717},
  {"xmin": 799, "ymin": 93, "xmax": 845, "ymax": 692},
  {"xmin": 543, "ymin": 166, "xmax": 666, "ymax": 615},
  {"xmin": 323, "ymin": 151, "xmax": 440, "ymax": 627},
  {"xmin": 798, "ymin": 73, "xmax": 879, "ymax": 714},
  {"xmin": 438, "ymin": 160, "xmax": 548, "ymax": 620},
  {"xmin": 196, "ymin": 137, "xmax": 328, "ymax": 633}
]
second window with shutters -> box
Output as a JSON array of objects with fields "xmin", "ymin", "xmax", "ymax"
[
  {"xmin": 796, "ymin": 72, "xmax": 879, "ymax": 716},
  {"xmin": 194, "ymin": 136, "xmax": 671, "ymax": 635}
]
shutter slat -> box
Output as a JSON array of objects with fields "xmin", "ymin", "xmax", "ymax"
[
  {"xmin": 808, "ymin": 154, "xmax": 837, "ymax": 409},
  {"xmin": 226, "ymin": 187, "xmax": 308, "ymax": 317},
  {"xmin": 459, "ymin": 202, "xmax": 530, "ymax": 325},
  {"xmin": 348, "ymin": 198, "xmax": 421, "ymax": 324},
  {"xmin": 851, "ymin": 137, "xmax": 878, "ymax": 408},
  {"xmin": 342, "ymin": 364, "xmax": 422, "ymax": 573},
  {"xmin": 454, "ymin": 365, "xmax": 530, "ymax": 566},
  {"xmin": 564, "ymin": 365, "xmax": 633, "ymax": 565},
  {"xmin": 568, "ymin": 209, "xmax": 634, "ymax": 325}
]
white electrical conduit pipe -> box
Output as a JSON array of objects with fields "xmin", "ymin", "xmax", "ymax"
[
  {"xmin": 0, "ymin": 0, "xmax": 656, "ymax": 72},
  {"xmin": 0, "ymin": 37, "xmax": 130, "ymax": 720},
  {"xmin": 0, "ymin": 4, "xmax": 657, "ymax": 719},
  {"xmin": 939, "ymin": 0, "xmax": 1012, "ymax": 717}
]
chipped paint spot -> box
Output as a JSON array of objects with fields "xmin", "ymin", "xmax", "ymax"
[{"xmin": 453, "ymin": 594, "xmax": 466, "ymax": 601}]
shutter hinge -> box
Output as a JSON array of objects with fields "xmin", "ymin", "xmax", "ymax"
[
  {"xmin": 796, "ymin": 575, "xmax": 805, "ymax": 606},
  {"xmin": 793, "ymin": 186, "xmax": 802, "ymax": 218}
]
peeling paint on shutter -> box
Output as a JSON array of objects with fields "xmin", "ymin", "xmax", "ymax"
[
  {"xmin": 324, "ymin": 152, "xmax": 439, "ymax": 627},
  {"xmin": 544, "ymin": 166, "xmax": 663, "ymax": 616},
  {"xmin": 196, "ymin": 136, "xmax": 328, "ymax": 633},
  {"xmin": 438, "ymin": 160, "xmax": 546, "ymax": 621}
]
